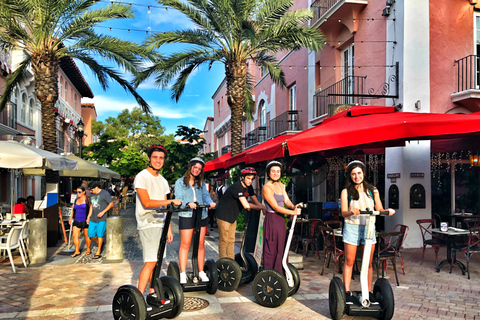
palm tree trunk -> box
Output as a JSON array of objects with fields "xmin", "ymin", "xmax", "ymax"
[
  {"xmin": 31, "ymin": 52, "xmax": 60, "ymax": 183},
  {"xmin": 225, "ymin": 60, "xmax": 247, "ymax": 156}
]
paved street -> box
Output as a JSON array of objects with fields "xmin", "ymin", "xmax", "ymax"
[{"xmin": 0, "ymin": 204, "xmax": 479, "ymax": 319}]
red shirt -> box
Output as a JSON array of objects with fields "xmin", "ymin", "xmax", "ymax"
[{"xmin": 12, "ymin": 203, "xmax": 26, "ymax": 214}]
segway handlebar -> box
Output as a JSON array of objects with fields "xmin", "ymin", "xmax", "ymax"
[
  {"xmin": 359, "ymin": 210, "xmax": 390, "ymax": 216},
  {"xmin": 156, "ymin": 202, "xmax": 190, "ymax": 213}
]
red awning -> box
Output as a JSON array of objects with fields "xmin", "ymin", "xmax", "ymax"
[
  {"xmin": 287, "ymin": 106, "xmax": 480, "ymax": 156},
  {"xmin": 204, "ymin": 152, "xmax": 231, "ymax": 172},
  {"xmin": 225, "ymin": 134, "xmax": 289, "ymax": 168}
]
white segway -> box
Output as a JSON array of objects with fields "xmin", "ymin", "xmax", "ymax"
[
  {"xmin": 251, "ymin": 203, "xmax": 305, "ymax": 307},
  {"xmin": 329, "ymin": 209, "xmax": 395, "ymax": 320}
]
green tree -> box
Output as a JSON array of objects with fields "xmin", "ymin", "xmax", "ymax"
[
  {"xmin": 102, "ymin": 107, "xmax": 174, "ymax": 152},
  {"xmin": 83, "ymin": 133, "xmax": 128, "ymax": 166},
  {"xmin": 136, "ymin": 0, "xmax": 324, "ymax": 156},
  {"xmin": 91, "ymin": 119, "xmax": 106, "ymax": 138},
  {"xmin": 163, "ymin": 125, "xmax": 206, "ymax": 183},
  {"xmin": 0, "ymin": 0, "xmax": 152, "ymax": 182}
]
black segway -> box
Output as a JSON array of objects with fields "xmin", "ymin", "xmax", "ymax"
[
  {"xmin": 113, "ymin": 203, "xmax": 186, "ymax": 320},
  {"xmin": 329, "ymin": 210, "xmax": 395, "ymax": 320},
  {"xmin": 215, "ymin": 209, "xmax": 258, "ymax": 291},
  {"xmin": 167, "ymin": 203, "xmax": 218, "ymax": 294},
  {"xmin": 252, "ymin": 203, "xmax": 305, "ymax": 307}
]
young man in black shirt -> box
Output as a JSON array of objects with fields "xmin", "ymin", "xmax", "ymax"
[{"xmin": 216, "ymin": 168, "xmax": 266, "ymax": 259}]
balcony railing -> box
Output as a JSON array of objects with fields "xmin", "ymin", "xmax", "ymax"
[
  {"xmin": 244, "ymin": 126, "xmax": 268, "ymax": 149},
  {"xmin": 455, "ymin": 55, "xmax": 480, "ymax": 92},
  {"xmin": 310, "ymin": 0, "xmax": 339, "ymax": 24},
  {"xmin": 314, "ymin": 75, "xmax": 366, "ymax": 118},
  {"xmin": 221, "ymin": 145, "xmax": 231, "ymax": 155},
  {"xmin": 269, "ymin": 110, "xmax": 300, "ymax": 137},
  {"xmin": 0, "ymin": 101, "xmax": 16, "ymax": 128}
]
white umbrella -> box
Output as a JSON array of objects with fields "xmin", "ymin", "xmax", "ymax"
[
  {"xmin": 0, "ymin": 141, "xmax": 78, "ymax": 210},
  {"xmin": 0, "ymin": 141, "xmax": 78, "ymax": 170}
]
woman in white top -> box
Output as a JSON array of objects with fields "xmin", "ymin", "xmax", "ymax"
[{"xmin": 340, "ymin": 160, "xmax": 395, "ymax": 294}]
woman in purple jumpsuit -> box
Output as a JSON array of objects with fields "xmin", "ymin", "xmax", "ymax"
[{"xmin": 262, "ymin": 161, "xmax": 301, "ymax": 274}]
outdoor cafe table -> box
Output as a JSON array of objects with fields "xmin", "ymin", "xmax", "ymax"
[
  {"xmin": 432, "ymin": 227, "xmax": 470, "ymax": 274},
  {"xmin": 448, "ymin": 213, "xmax": 480, "ymax": 229}
]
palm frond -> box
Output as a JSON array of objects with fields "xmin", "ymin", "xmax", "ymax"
[{"xmin": 0, "ymin": 58, "xmax": 31, "ymax": 111}]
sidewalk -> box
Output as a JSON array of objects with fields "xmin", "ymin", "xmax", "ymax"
[{"xmin": 0, "ymin": 204, "xmax": 479, "ymax": 319}]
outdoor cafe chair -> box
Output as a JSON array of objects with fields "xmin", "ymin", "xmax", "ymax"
[
  {"xmin": 464, "ymin": 218, "xmax": 480, "ymax": 229},
  {"xmin": 299, "ymin": 218, "xmax": 322, "ymax": 259},
  {"xmin": 416, "ymin": 218, "xmax": 446, "ymax": 268},
  {"xmin": 374, "ymin": 231, "xmax": 404, "ymax": 286},
  {"xmin": 450, "ymin": 226, "xmax": 480, "ymax": 279},
  {"xmin": 319, "ymin": 221, "xmax": 344, "ymax": 276},
  {"xmin": 392, "ymin": 224, "xmax": 409, "ymax": 275},
  {"xmin": 0, "ymin": 225, "xmax": 27, "ymax": 273},
  {"xmin": 18, "ymin": 220, "xmax": 29, "ymax": 264}
]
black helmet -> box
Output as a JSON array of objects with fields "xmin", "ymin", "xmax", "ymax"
[
  {"xmin": 189, "ymin": 157, "xmax": 205, "ymax": 167},
  {"xmin": 346, "ymin": 160, "xmax": 366, "ymax": 175},
  {"xmin": 241, "ymin": 167, "xmax": 257, "ymax": 177},
  {"xmin": 266, "ymin": 160, "xmax": 283, "ymax": 180},
  {"xmin": 147, "ymin": 145, "xmax": 167, "ymax": 158}
]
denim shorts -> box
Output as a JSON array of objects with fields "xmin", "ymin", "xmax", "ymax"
[{"xmin": 343, "ymin": 223, "xmax": 376, "ymax": 246}]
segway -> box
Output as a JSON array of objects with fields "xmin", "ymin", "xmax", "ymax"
[
  {"xmin": 252, "ymin": 203, "xmax": 306, "ymax": 307},
  {"xmin": 167, "ymin": 203, "xmax": 218, "ymax": 294},
  {"xmin": 113, "ymin": 203, "xmax": 186, "ymax": 320},
  {"xmin": 216, "ymin": 209, "xmax": 258, "ymax": 291},
  {"xmin": 329, "ymin": 209, "xmax": 395, "ymax": 320}
]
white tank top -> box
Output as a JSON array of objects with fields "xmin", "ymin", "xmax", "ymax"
[{"xmin": 345, "ymin": 191, "xmax": 375, "ymax": 225}]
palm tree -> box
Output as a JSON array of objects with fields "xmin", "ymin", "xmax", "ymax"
[
  {"xmin": 136, "ymin": 0, "xmax": 325, "ymax": 156},
  {"xmin": 0, "ymin": 0, "xmax": 152, "ymax": 182}
]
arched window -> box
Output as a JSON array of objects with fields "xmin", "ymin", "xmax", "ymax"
[
  {"xmin": 29, "ymin": 99, "xmax": 34, "ymax": 127},
  {"xmin": 21, "ymin": 93, "xmax": 27, "ymax": 123},
  {"xmin": 74, "ymin": 94, "xmax": 77, "ymax": 109},
  {"xmin": 259, "ymin": 100, "xmax": 266, "ymax": 126},
  {"xmin": 59, "ymin": 76, "xmax": 63, "ymax": 98},
  {"xmin": 64, "ymin": 79, "xmax": 68, "ymax": 101}
]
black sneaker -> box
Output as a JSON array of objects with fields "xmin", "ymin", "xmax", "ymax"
[{"xmin": 146, "ymin": 293, "xmax": 157, "ymax": 305}]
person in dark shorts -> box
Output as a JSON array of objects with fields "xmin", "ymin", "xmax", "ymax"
[
  {"xmin": 262, "ymin": 161, "xmax": 300, "ymax": 274},
  {"xmin": 69, "ymin": 186, "xmax": 92, "ymax": 257},
  {"xmin": 174, "ymin": 157, "xmax": 216, "ymax": 284},
  {"xmin": 216, "ymin": 167, "xmax": 265, "ymax": 260}
]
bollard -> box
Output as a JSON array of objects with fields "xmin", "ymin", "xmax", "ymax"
[
  {"xmin": 106, "ymin": 216, "xmax": 123, "ymax": 263},
  {"xmin": 28, "ymin": 218, "xmax": 47, "ymax": 265}
]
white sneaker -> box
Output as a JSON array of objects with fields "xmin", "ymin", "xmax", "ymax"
[
  {"xmin": 199, "ymin": 271, "xmax": 209, "ymax": 282},
  {"xmin": 180, "ymin": 272, "xmax": 187, "ymax": 284}
]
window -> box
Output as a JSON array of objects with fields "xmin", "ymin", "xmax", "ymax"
[
  {"xmin": 28, "ymin": 99, "xmax": 34, "ymax": 127},
  {"xmin": 64, "ymin": 80, "xmax": 68, "ymax": 101},
  {"xmin": 289, "ymin": 84, "xmax": 297, "ymax": 111},
  {"xmin": 21, "ymin": 93, "xmax": 27, "ymax": 123},
  {"xmin": 74, "ymin": 94, "xmax": 77, "ymax": 109},
  {"xmin": 341, "ymin": 43, "xmax": 355, "ymax": 104},
  {"xmin": 217, "ymin": 100, "xmax": 220, "ymax": 117},
  {"xmin": 259, "ymin": 100, "xmax": 266, "ymax": 126},
  {"xmin": 475, "ymin": 14, "xmax": 480, "ymax": 88},
  {"xmin": 59, "ymin": 76, "xmax": 63, "ymax": 99},
  {"xmin": 315, "ymin": 61, "xmax": 322, "ymax": 89}
]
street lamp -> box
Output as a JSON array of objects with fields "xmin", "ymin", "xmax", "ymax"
[{"xmin": 77, "ymin": 119, "xmax": 85, "ymax": 159}]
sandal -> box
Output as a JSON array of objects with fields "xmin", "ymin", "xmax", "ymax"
[
  {"xmin": 93, "ymin": 254, "xmax": 101, "ymax": 259},
  {"xmin": 71, "ymin": 253, "xmax": 81, "ymax": 258}
]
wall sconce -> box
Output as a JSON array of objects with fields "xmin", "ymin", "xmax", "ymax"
[
  {"xmin": 470, "ymin": 155, "xmax": 479, "ymax": 166},
  {"xmin": 415, "ymin": 100, "xmax": 421, "ymax": 110}
]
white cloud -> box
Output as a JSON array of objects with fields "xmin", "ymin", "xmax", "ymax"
[{"xmin": 83, "ymin": 95, "xmax": 192, "ymax": 119}]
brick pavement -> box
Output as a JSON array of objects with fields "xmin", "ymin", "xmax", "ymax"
[{"xmin": 0, "ymin": 203, "xmax": 479, "ymax": 319}]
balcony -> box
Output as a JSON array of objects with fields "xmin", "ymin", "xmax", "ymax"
[
  {"xmin": 310, "ymin": 0, "xmax": 368, "ymax": 27},
  {"xmin": 314, "ymin": 75, "xmax": 367, "ymax": 118},
  {"xmin": 244, "ymin": 126, "xmax": 269, "ymax": 149},
  {"xmin": 269, "ymin": 110, "xmax": 301, "ymax": 138},
  {"xmin": 451, "ymin": 55, "xmax": 480, "ymax": 110},
  {"xmin": 221, "ymin": 145, "xmax": 231, "ymax": 155}
]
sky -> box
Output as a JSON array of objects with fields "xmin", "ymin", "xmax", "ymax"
[{"xmin": 79, "ymin": 0, "xmax": 225, "ymax": 136}]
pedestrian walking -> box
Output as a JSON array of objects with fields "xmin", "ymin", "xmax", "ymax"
[
  {"xmin": 69, "ymin": 186, "xmax": 92, "ymax": 257},
  {"xmin": 87, "ymin": 181, "xmax": 113, "ymax": 259}
]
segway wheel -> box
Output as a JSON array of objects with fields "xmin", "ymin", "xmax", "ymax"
[
  {"xmin": 161, "ymin": 276, "xmax": 185, "ymax": 319},
  {"xmin": 204, "ymin": 259, "xmax": 218, "ymax": 294},
  {"xmin": 252, "ymin": 269, "xmax": 288, "ymax": 308},
  {"xmin": 112, "ymin": 285, "xmax": 147, "ymax": 320},
  {"xmin": 167, "ymin": 261, "xmax": 180, "ymax": 282},
  {"xmin": 328, "ymin": 277, "xmax": 346, "ymax": 320},
  {"xmin": 235, "ymin": 252, "xmax": 258, "ymax": 283},
  {"xmin": 287, "ymin": 263, "xmax": 301, "ymax": 297},
  {"xmin": 216, "ymin": 258, "xmax": 242, "ymax": 292},
  {"xmin": 374, "ymin": 278, "xmax": 395, "ymax": 320}
]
